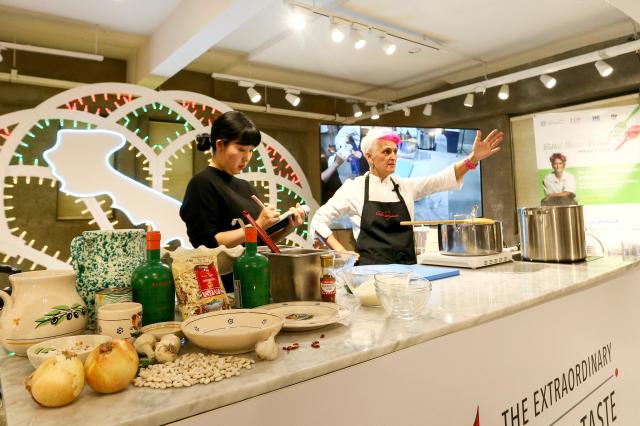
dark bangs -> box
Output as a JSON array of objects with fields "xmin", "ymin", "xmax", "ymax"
[{"xmin": 237, "ymin": 126, "xmax": 261, "ymax": 147}]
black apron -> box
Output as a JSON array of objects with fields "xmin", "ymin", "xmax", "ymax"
[{"xmin": 356, "ymin": 174, "xmax": 416, "ymax": 265}]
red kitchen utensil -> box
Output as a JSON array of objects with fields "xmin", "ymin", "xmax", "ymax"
[{"xmin": 241, "ymin": 210, "xmax": 281, "ymax": 254}]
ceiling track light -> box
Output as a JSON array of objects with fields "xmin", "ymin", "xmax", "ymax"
[
  {"xmin": 238, "ymin": 81, "xmax": 261, "ymax": 103},
  {"xmin": 595, "ymin": 60, "xmax": 613, "ymax": 77},
  {"xmin": 246, "ymin": 87, "xmax": 261, "ymax": 103},
  {"xmin": 330, "ymin": 18, "xmax": 345, "ymax": 43},
  {"xmin": 288, "ymin": 5, "xmax": 307, "ymax": 30},
  {"xmin": 350, "ymin": 26, "xmax": 367, "ymax": 50},
  {"xmin": 370, "ymin": 106, "xmax": 379, "ymax": 120},
  {"xmin": 352, "ymin": 103, "xmax": 363, "ymax": 117},
  {"xmin": 463, "ymin": 93, "xmax": 474, "ymax": 108},
  {"xmin": 539, "ymin": 74, "xmax": 557, "ymax": 89},
  {"xmin": 422, "ymin": 103, "xmax": 432, "ymax": 116},
  {"xmin": 285, "ymin": 89, "xmax": 301, "ymax": 107},
  {"xmin": 0, "ymin": 48, "xmax": 4, "ymax": 63},
  {"xmin": 0, "ymin": 41, "xmax": 103, "ymax": 62},
  {"xmin": 402, "ymin": 106, "xmax": 411, "ymax": 117},
  {"xmin": 498, "ymin": 84, "xmax": 509, "ymax": 100},
  {"xmin": 285, "ymin": 0, "xmax": 440, "ymax": 54},
  {"xmin": 380, "ymin": 35, "xmax": 396, "ymax": 55}
]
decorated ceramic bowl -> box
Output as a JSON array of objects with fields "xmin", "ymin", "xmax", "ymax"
[
  {"xmin": 140, "ymin": 321, "xmax": 183, "ymax": 339},
  {"xmin": 27, "ymin": 334, "xmax": 111, "ymax": 368},
  {"xmin": 181, "ymin": 309, "xmax": 284, "ymax": 354}
]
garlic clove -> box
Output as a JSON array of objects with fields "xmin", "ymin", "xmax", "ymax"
[
  {"xmin": 154, "ymin": 342, "xmax": 178, "ymax": 364},
  {"xmin": 133, "ymin": 334, "xmax": 156, "ymax": 359},
  {"xmin": 255, "ymin": 331, "xmax": 279, "ymax": 361},
  {"xmin": 159, "ymin": 334, "xmax": 181, "ymax": 353}
]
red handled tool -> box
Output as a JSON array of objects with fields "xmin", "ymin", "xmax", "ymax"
[{"xmin": 241, "ymin": 210, "xmax": 281, "ymax": 254}]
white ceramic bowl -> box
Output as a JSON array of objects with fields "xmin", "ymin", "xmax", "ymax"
[
  {"xmin": 27, "ymin": 334, "xmax": 112, "ymax": 368},
  {"xmin": 181, "ymin": 309, "xmax": 284, "ymax": 354},
  {"xmin": 140, "ymin": 321, "xmax": 184, "ymax": 339}
]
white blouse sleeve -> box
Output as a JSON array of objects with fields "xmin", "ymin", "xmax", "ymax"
[
  {"xmin": 564, "ymin": 173, "xmax": 577, "ymax": 194},
  {"xmin": 310, "ymin": 179, "xmax": 359, "ymax": 239},
  {"xmin": 405, "ymin": 164, "xmax": 463, "ymax": 200}
]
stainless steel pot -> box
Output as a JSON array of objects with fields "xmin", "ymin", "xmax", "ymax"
[
  {"xmin": 518, "ymin": 205, "xmax": 586, "ymax": 262},
  {"xmin": 262, "ymin": 248, "xmax": 330, "ymax": 302},
  {"xmin": 438, "ymin": 221, "xmax": 503, "ymax": 256}
]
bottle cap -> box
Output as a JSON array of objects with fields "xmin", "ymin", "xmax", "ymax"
[
  {"xmin": 320, "ymin": 253, "xmax": 333, "ymax": 267},
  {"xmin": 245, "ymin": 226, "xmax": 257, "ymax": 243},
  {"xmin": 147, "ymin": 231, "xmax": 161, "ymax": 250}
]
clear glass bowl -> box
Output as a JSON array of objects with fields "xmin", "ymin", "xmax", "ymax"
[
  {"xmin": 374, "ymin": 277, "xmax": 431, "ymax": 320},
  {"xmin": 343, "ymin": 265, "xmax": 411, "ymax": 306}
]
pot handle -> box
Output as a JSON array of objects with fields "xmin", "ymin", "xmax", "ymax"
[{"xmin": 585, "ymin": 232, "xmax": 605, "ymax": 255}]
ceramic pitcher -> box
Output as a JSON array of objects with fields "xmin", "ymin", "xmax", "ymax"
[
  {"xmin": 71, "ymin": 229, "xmax": 146, "ymax": 329},
  {"xmin": 0, "ymin": 270, "xmax": 87, "ymax": 356}
]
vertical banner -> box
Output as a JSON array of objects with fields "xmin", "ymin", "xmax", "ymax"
[{"xmin": 533, "ymin": 104, "xmax": 640, "ymax": 255}]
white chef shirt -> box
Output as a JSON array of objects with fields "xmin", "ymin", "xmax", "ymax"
[
  {"xmin": 543, "ymin": 172, "xmax": 576, "ymax": 195},
  {"xmin": 311, "ymin": 165, "xmax": 462, "ymax": 240}
]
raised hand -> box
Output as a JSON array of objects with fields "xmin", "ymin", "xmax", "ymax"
[{"xmin": 471, "ymin": 129, "xmax": 504, "ymax": 162}]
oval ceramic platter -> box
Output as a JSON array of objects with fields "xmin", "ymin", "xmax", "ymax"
[{"xmin": 257, "ymin": 301, "xmax": 351, "ymax": 331}]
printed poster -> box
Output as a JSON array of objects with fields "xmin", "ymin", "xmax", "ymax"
[{"xmin": 533, "ymin": 104, "xmax": 640, "ymax": 255}]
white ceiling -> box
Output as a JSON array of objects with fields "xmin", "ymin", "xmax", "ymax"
[{"xmin": 0, "ymin": 0, "xmax": 637, "ymax": 103}]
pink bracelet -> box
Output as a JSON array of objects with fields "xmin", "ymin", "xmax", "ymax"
[{"xmin": 463, "ymin": 157, "xmax": 478, "ymax": 170}]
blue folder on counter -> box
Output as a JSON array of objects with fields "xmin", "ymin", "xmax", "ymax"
[{"xmin": 366, "ymin": 264, "xmax": 460, "ymax": 281}]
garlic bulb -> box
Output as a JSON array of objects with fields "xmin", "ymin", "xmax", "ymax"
[
  {"xmin": 159, "ymin": 334, "xmax": 181, "ymax": 353},
  {"xmin": 154, "ymin": 342, "xmax": 178, "ymax": 364},
  {"xmin": 134, "ymin": 334, "xmax": 157, "ymax": 359},
  {"xmin": 25, "ymin": 351, "xmax": 85, "ymax": 407},
  {"xmin": 255, "ymin": 331, "xmax": 279, "ymax": 361}
]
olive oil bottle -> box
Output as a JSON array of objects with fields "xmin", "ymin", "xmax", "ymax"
[
  {"xmin": 233, "ymin": 226, "xmax": 270, "ymax": 308},
  {"xmin": 131, "ymin": 231, "xmax": 175, "ymax": 325}
]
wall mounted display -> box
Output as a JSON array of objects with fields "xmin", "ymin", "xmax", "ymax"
[
  {"xmin": 0, "ymin": 83, "xmax": 317, "ymax": 271},
  {"xmin": 533, "ymin": 104, "xmax": 640, "ymax": 255},
  {"xmin": 319, "ymin": 124, "xmax": 482, "ymax": 229}
]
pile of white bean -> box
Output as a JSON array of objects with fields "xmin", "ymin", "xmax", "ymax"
[{"xmin": 133, "ymin": 352, "xmax": 255, "ymax": 389}]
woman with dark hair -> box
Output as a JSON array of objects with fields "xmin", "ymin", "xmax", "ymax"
[
  {"xmin": 542, "ymin": 152, "xmax": 577, "ymax": 206},
  {"xmin": 180, "ymin": 111, "xmax": 304, "ymax": 258}
]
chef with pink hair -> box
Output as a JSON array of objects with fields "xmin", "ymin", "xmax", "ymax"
[{"xmin": 310, "ymin": 127, "xmax": 504, "ymax": 265}]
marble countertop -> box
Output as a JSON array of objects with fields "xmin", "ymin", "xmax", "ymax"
[{"xmin": 2, "ymin": 256, "xmax": 639, "ymax": 425}]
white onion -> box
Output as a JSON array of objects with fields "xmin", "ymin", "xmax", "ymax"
[
  {"xmin": 85, "ymin": 339, "xmax": 139, "ymax": 393},
  {"xmin": 25, "ymin": 351, "xmax": 85, "ymax": 407}
]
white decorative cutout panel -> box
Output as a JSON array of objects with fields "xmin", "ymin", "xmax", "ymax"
[{"xmin": 0, "ymin": 83, "xmax": 317, "ymax": 270}]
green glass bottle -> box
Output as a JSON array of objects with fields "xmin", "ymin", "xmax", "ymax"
[
  {"xmin": 131, "ymin": 231, "xmax": 175, "ymax": 326},
  {"xmin": 233, "ymin": 226, "xmax": 270, "ymax": 308}
]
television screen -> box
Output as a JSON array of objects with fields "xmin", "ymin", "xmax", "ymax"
[{"xmin": 319, "ymin": 124, "xmax": 482, "ymax": 229}]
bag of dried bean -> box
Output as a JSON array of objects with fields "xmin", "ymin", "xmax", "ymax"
[{"xmin": 170, "ymin": 245, "xmax": 244, "ymax": 320}]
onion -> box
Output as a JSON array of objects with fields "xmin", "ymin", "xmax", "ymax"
[
  {"xmin": 25, "ymin": 351, "xmax": 85, "ymax": 407},
  {"xmin": 84, "ymin": 339, "xmax": 139, "ymax": 393}
]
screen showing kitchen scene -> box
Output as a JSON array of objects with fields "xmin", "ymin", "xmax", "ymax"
[{"xmin": 319, "ymin": 124, "xmax": 482, "ymax": 229}]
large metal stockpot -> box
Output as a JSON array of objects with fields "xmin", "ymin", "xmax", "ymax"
[
  {"xmin": 518, "ymin": 205, "xmax": 586, "ymax": 262},
  {"xmin": 262, "ymin": 248, "xmax": 330, "ymax": 302},
  {"xmin": 438, "ymin": 221, "xmax": 503, "ymax": 256}
]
